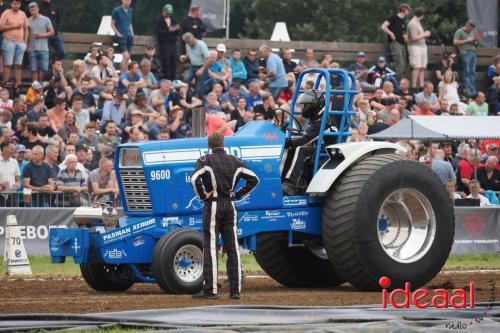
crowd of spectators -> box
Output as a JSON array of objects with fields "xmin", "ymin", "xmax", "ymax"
[{"xmin": 0, "ymin": 1, "xmax": 497, "ymax": 207}]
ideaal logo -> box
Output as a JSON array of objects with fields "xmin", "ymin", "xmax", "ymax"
[
  {"xmin": 379, "ymin": 276, "xmax": 475, "ymax": 309},
  {"xmin": 463, "ymin": 216, "xmax": 486, "ymax": 238}
]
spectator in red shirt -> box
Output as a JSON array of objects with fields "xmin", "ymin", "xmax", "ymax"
[
  {"xmin": 456, "ymin": 149, "xmax": 480, "ymax": 194},
  {"xmin": 414, "ymin": 100, "xmax": 435, "ymax": 116}
]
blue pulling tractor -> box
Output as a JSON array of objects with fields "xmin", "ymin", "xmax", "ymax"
[{"xmin": 49, "ymin": 69, "xmax": 454, "ymax": 293}]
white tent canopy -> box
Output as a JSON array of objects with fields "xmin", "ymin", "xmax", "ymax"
[{"xmin": 369, "ymin": 116, "xmax": 500, "ymax": 141}]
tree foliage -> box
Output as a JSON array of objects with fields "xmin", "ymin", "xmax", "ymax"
[{"xmin": 60, "ymin": 0, "xmax": 468, "ymax": 45}]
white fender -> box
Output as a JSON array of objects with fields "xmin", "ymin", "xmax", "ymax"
[{"xmin": 307, "ymin": 142, "xmax": 404, "ymax": 195}]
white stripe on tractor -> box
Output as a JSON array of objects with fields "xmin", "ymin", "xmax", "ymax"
[
  {"xmin": 210, "ymin": 201, "xmax": 218, "ymax": 294},
  {"xmin": 143, "ymin": 149, "xmax": 201, "ymax": 164},
  {"xmin": 285, "ymin": 146, "xmax": 303, "ymax": 179},
  {"xmin": 190, "ymin": 167, "xmax": 206, "ymax": 198},
  {"xmin": 205, "ymin": 166, "xmax": 218, "ymax": 198},
  {"xmin": 232, "ymin": 201, "xmax": 241, "ymax": 293}
]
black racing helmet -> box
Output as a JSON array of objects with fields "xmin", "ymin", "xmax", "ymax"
[{"xmin": 297, "ymin": 90, "xmax": 325, "ymax": 120}]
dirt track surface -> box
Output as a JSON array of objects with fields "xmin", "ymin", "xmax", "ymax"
[{"xmin": 1, "ymin": 272, "xmax": 499, "ymax": 314}]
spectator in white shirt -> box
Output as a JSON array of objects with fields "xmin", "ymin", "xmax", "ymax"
[
  {"xmin": 466, "ymin": 179, "xmax": 491, "ymax": 206},
  {"xmin": 0, "ymin": 89, "xmax": 13, "ymax": 112}
]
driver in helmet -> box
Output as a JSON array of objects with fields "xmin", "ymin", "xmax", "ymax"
[{"xmin": 281, "ymin": 90, "xmax": 325, "ymax": 196}]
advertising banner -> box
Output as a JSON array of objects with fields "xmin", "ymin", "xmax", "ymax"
[{"xmin": 1, "ymin": 207, "xmax": 499, "ymax": 256}]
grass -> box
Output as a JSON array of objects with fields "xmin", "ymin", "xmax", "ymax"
[{"xmin": 1, "ymin": 253, "xmax": 499, "ymax": 278}]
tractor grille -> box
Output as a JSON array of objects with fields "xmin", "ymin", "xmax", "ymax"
[{"xmin": 119, "ymin": 168, "xmax": 152, "ymax": 212}]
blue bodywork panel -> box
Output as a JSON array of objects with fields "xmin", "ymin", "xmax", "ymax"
[{"xmin": 49, "ymin": 69, "xmax": 359, "ymax": 283}]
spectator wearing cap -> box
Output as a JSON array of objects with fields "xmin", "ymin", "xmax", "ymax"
[
  {"xmin": 407, "ymin": 7, "xmax": 430, "ymax": 92},
  {"xmin": 180, "ymin": 32, "xmax": 210, "ymax": 85},
  {"xmin": 480, "ymin": 143, "xmax": 499, "ymax": 164},
  {"xmin": 259, "ymin": 44, "xmax": 288, "ymax": 100},
  {"xmin": 139, "ymin": 58, "xmax": 158, "ymax": 95},
  {"xmin": 156, "ymin": 3, "xmax": 179, "ymax": 80},
  {"xmin": 367, "ymin": 56, "xmax": 399, "ymax": 91},
  {"xmin": 229, "ymin": 48, "xmax": 247, "ymax": 85},
  {"xmin": 349, "ymin": 51, "xmax": 376, "ymax": 92},
  {"xmin": 40, "ymin": 0, "xmax": 65, "ymax": 59},
  {"xmin": 70, "ymin": 76, "xmax": 97, "ymax": 119},
  {"xmin": 0, "ymin": 142, "xmax": 20, "ymax": 206},
  {"xmin": 222, "ymin": 82, "xmax": 244, "ymax": 113},
  {"xmin": 102, "ymin": 92, "xmax": 125, "ymax": 129},
  {"xmin": 26, "ymin": 80, "xmax": 44, "ymax": 106},
  {"xmin": 166, "ymin": 105, "xmax": 190, "ymax": 139},
  {"xmin": 15, "ymin": 144, "xmax": 28, "ymax": 189},
  {"xmin": 123, "ymin": 109, "xmax": 145, "ymax": 141},
  {"xmin": 487, "ymin": 76, "xmax": 500, "ymax": 116},
  {"xmin": 127, "ymin": 92, "xmax": 154, "ymax": 124},
  {"xmin": 117, "ymin": 60, "xmax": 147, "ymax": 94},
  {"xmin": 0, "ymin": 0, "xmax": 29, "ymax": 93},
  {"xmin": 381, "ymin": 3, "xmax": 411, "ymax": 79},
  {"xmin": 141, "ymin": 42, "xmax": 162, "ymax": 80},
  {"xmin": 28, "ymin": 1, "xmax": 54, "ymax": 82},
  {"xmin": 56, "ymin": 153, "xmax": 87, "ymax": 207},
  {"xmin": 90, "ymin": 53, "xmax": 117, "ymax": 92},
  {"xmin": 432, "ymin": 52, "xmax": 456, "ymax": 89},
  {"xmin": 23, "ymin": 145, "xmax": 56, "ymax": 207},
  {"xmin": 454, "ymin": 20, "xmax": 478, "ymax": 97},
  {"xmin": 216, "ymin": 43, "xmax": 231, "ymax": 74},
  {"xmin": 111, "ymin": 0, "xmax": 134, "ymax": 73},
  {"xmin": 181, "ymin": 4, "xmax": 206, "ymax": 40}
]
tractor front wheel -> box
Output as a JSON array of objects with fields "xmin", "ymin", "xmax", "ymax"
[{"xmin": 152, "ymin": 229, "xmax": 204, "ymax": 294}]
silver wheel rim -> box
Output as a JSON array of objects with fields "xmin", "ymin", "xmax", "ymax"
[
  {"xmin": 377, "ymin": 189, "xmax": 436, "ymax": 264},
  {"xmin": 173, "ymin": 245, "xmax": 203, "ymax": 282}
]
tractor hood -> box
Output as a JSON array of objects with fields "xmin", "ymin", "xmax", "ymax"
[{"xmin": 116, "ymin": 121, "xmax": 285, "ymax": 216}]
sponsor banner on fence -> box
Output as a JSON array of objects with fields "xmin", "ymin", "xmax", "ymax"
[
  {"xmin": 0, "ymin": 207, "xmax": 499, "ymax": 256},
  {"xmin": 451, "ymin": 207, "xmax": 500, "ymax": 254}
]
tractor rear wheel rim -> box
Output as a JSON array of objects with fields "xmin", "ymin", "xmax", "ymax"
[
  {"xmin": 173, "ymin": 244, "xmax": 203, "ymax": 283},
  {"xmin": 377, "ymin": 188, "xmax": 436, "ymax": 264}
]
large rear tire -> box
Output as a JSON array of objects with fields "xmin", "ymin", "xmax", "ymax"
[
  {"xmin": 254, "ymin": 232, "xmax": 344, "ymax": 287},
  {"xmin": 322, "ymin": 154, "xmax": 455, "ymax": 291},
  {"xmin": 80, "ymin": 263, "xmax": 134, "ymax": 292},
  {"xmin": 152, "ymin": 229, "xmax": 204, "ymax": 294}
]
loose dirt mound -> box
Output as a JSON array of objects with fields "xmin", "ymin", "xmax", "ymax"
[{"xmin": 0, "ymin": 272, "xmax": 498, "ymax": 314}]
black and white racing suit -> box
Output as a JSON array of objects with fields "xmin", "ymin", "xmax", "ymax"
[{"xmin": 190, "ymin": 147, "xmax": 259, "ymax": 295}]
